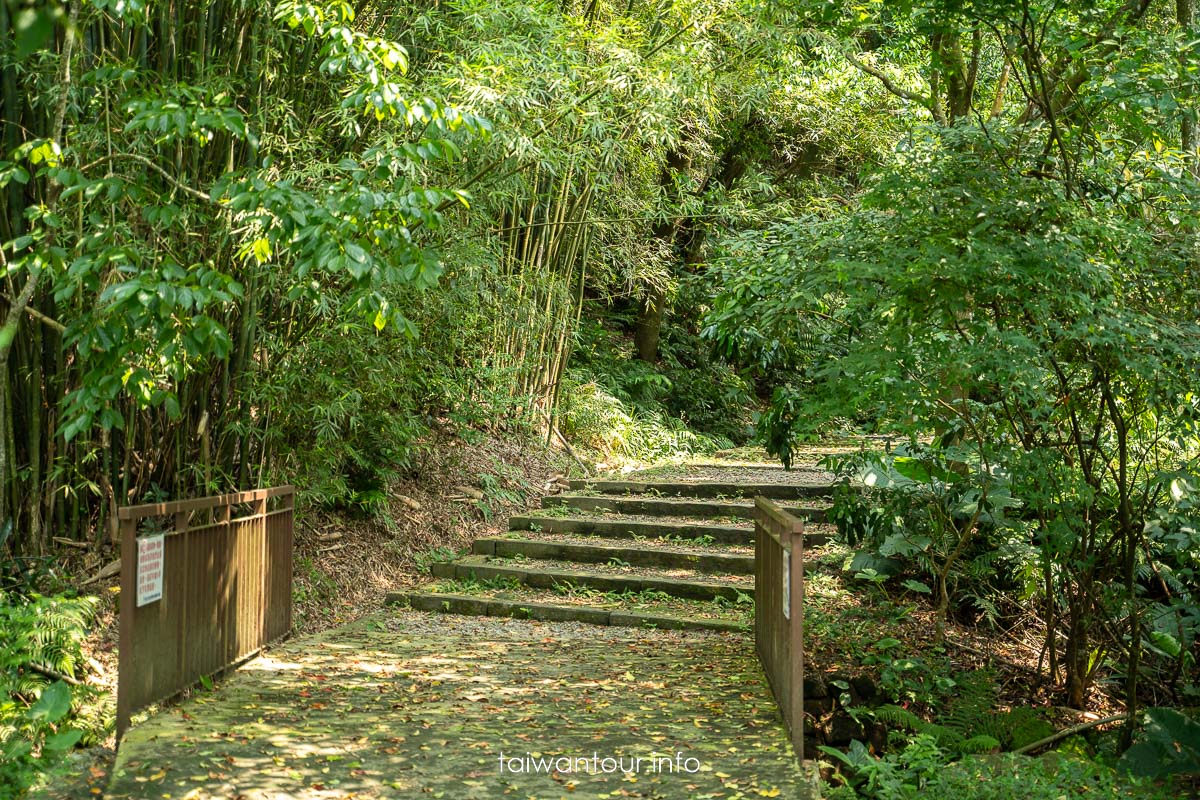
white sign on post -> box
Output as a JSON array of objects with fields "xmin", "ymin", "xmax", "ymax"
[
  {"xmin": 136, "ymin": 534, "xmax": 164, "ymax": 607},
  {"xmin": 782, "ymin": 549, "xmax": 791, "ymax": 620}
]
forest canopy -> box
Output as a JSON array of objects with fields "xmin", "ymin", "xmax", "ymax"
[{"xmin": 2, "ymin": 0, "xmax": 1200, "ymax": 795}]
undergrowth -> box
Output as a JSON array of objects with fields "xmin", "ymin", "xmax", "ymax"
[
  {"xmin": 559, "ymin": 378, "xmax": 730, "ymax": 463},
  {"xmin": 1, "ymin": 591, "xmax": 103, "ymax": 796}
]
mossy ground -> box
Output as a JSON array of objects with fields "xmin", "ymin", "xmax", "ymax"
[{"xmin": 108, "ymin": 612, "xmax": 806, "ymax": 799}]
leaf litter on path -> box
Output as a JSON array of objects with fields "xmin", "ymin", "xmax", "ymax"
[{"xmin": 108, "ymin": 611, "xmax": 805, "ymax": 799}]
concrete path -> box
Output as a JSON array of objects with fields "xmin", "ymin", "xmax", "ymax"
[{"xmin": 109, "ymin": 611, "xmax": 805, "ymax": 799}]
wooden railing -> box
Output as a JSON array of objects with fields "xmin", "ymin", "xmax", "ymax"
[
  {"xmin": 754, "ymin": 496, "xmax": 806, "ymax": 762},
  {"xmin": 116, "ymin": 486, "xmax": 295, "ymax": 738}
]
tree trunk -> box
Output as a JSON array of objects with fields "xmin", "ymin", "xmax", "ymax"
[
  {"xmin": 1180, "ymin": 0, "xmax": 1198, "ymax": 175},
  {"xmin": 634, "ymin": 147, "xmax": 690, "ymax": 363},
  {"xmin": 633, "ymin": 286, "xmax": 666, "ymax": 363},
  {"xmin": 1065, "ymin": 591, "xmax": 1090, "ymax": 709},
  {"xmin": 633, "ymin": 133, "xmax": 748, "ymax": 363}
]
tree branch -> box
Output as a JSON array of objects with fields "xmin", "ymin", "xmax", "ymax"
[
  {"xmin": 0, "ymin": 293, "xmax": 65, "ymax": 332},
  {"xmin": 81, "ymin": 153, "xmax": 212, "ymax": 203},
  {"xmin": 27, "ymin": 662, "xmax": 83, "ymax": 687},
  {"xmin": 1013, "ymin": 713, "xmax": 1130, "ymax": 755},
  {"xmin": 842, "ymin": 49, "xmax": 936, "ymax": 110}
]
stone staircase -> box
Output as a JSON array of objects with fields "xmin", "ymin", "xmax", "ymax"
[{"xmin": 388, "ymin": 464, "xmax": 838, "ymax": 632}]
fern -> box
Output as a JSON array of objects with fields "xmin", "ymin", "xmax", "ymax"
[
  {"xmin": 870, "ymin": 671, "xmax": 1037, "ymax": 758},
  {"xmin": 932, "ymin": 670, "xmax": 1053, "ymax": 752},
  {"xmin": 1, "ymin": 590, "xmax": 103, "ymax": 793},
  {"xmin": 872, "ymin": 704, "xmax": 924, "ymax": 730},
  {"xmin": 939, "ymin": 669, "xmax": 998, "ymax": 734},
  {"xmin": 977, "ymin": 708, "xmax": 1055, "ymax": 751},
  {"xmin": 1, "ymin": 593, "xmax": 97, "ymax": 691},
  {"xmin": 871, "ymin": 705, "xmax": 966, "ymax": 752},
  {"xmin": 958, "ymin": 734, "xmax": 1002, "ymax": 754}
]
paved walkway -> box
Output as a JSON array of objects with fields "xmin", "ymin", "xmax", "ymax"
[{"xmin": 109, "ymin": 612, "xmax": 804, "ymax": 799}]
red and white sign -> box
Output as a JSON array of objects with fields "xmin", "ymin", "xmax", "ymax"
[{"xmin": 136, "ymin": 534, "xmax": 164, "ymax": 607}]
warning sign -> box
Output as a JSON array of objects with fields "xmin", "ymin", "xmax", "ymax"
[{"xmin": 136, "ymin": 534, "xmax": 164, "ymax": 607}]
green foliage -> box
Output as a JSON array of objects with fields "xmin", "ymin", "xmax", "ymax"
[
  {"xmin": 1, "ymin": 0, "xmax": 497, "ymax": 550},
  {"xmin": 567, "ymin": 313, "xmax": 753, "ymax": 448},
  {"xmin": 253, "ymin": 320, "xmax": 429, "ymax": 514},
  {"xmin": 867, "ymin": 669, "xmax": 1055, "ymax": 759},
  {"xmin": 857, "ymin": 640, "xmax": 956, "ymax": 707},
  {"xmin": 1, "ymin": 591, "xmax": 99, "ymax": 796},
  {"xmin": 826, "ymin": 443, "xmax": 1027, "ymax": 634},
  {"xmin": 29, "ymin": 2, "xmax": 488, "ymax": 438},
  {"xmin": 414, "ymin": 547, "xmax": 460, "ymax": 572},
  {"xmin": 1142, "ymin": 476, "xmax": 1200, "ymax": 700},
  {"xmin": 711, "ymin": 96, "xmax": 1200, "ymax": 695},
  {"xmin": 821, "ymin": 735, "xmax": 950, "ymax": 799},
  {"xmin": 558, "ymin": 377, "xmax": 731, "ymax": 463},
  {"xmin": 1118, "ymin": 708, "xmax": 1200, "ymax": 780},
  {"xmin": 824, "ymin": 740, "xmax": 1171, "ymax": 800},
  {"xmin": 924, "ymin": 753, "xmax": 1172, "ymax": 800}
]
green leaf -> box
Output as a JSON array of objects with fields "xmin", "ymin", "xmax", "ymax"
[
  {"xmin": 1148, "ymin": 630, "xmax": 1181, "ymax": 659},
  {"xmin": 251, "ymin": 238, "xmax": 272, "ymax": 264},
  {"xmin": 29, "ymin": 140, "xmax": 62, "ymax": 168},
  {"xmin": 29, "ymin": 682, "xmax": 72, "ymax": 723},
  {"xmin": 14, "ymin": 6, "xmax": 62, "ymax": 60},
  {"xmin": 43, "ymin": 729, "xmax": 83, "ymax": 752},
  {"xmin": 892, "ymin": 457, "xmax": 932, "ymax": 483}
]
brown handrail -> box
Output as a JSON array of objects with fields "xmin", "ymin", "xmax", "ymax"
[
  {"xmin": 117, "ymin": 485, "xmax": 295, "ymax": 739},
  {"xmin": 118, "ymin": 485, "xmax": 296, "ymax": 519},
  {"xmin": 754, "ymin": 496, "xmax": 806, "ymax": 763}
]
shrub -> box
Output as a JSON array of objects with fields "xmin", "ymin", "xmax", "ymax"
[
  {"xmin": 928, "ymin": 753, "xmax": 1172, "ymax": 800},
  {"xmin": 558, "ymin": 378, "xmax": 730, "ymax": 463},
  {"xmin": 1, "ymin": 592, "xmax": 98, "ymax": 796},
  {"xmin": 824, "ymin": 744, "xmax": 1171, "ymax": 800}
]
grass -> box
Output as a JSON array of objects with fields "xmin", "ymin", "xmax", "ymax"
[{"xmin": 533, "ymin": 503, "xmax": 579, "ymax": 518}]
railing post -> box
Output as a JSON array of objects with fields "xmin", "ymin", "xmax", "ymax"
[
  {"xmin": 116, "ymin": 514, "xmax": 137, "ymax": 742},
  {"xmin": 282, "ymin": 487, "xmax": 295, "ymax": 635},
  {"xmin": 754, "ymin": 497, "xmax": 807, "ymax": 767},
  {"xmin": 788, "ymin": 518, "xmax": 805, "ymax": 763}
]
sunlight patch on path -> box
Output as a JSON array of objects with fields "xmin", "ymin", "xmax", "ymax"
[{"xmin": 108, "ymin": 612, "xmax": 804, "ymax": 799}]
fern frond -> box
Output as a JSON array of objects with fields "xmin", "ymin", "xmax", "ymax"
[
  {"xmin": 872, "ymin": 704, "xmax": 923, "ymax": 729},
  {"xmin": 960, "ymin": 734, "xmax": 1001, "ymax": 753}
]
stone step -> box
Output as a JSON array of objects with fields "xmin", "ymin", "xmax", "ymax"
[
  {"xmin": 429, "ymin": 555, "xmax": 753, "ymax": 602},
  {"xmin": 510, "ymin": 515, "xmax": 753, "ymax": 543},
  {"xmin": 568, "ymin": 479, "xmax": 837, "ymax": 499},
  {"xmin": 472, "ymin": 536, "xmax": 755, "ymax": 574},
  {"xmin": 386, "ymin": 592, "xmax": 746, "ymax": 633},
  {"xmin": 541, "ymin": 494, "xmax": 829, "ymax": 522},
  {"xmin": 509, "ymin": 515, "xmax": 836, "ymax": 547}
]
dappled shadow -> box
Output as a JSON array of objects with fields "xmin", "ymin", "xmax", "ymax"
[{"xmin": 109, "ymin": 616, "xmax": 805, "ymax": 799}]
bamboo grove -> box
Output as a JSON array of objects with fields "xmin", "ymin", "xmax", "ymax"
[
  {"xmin": 2, "ymin": 0, "xmax": 485, "ymax": 553},
  {"xmin": 1, "ymin": 0, "xmax": 836, "ymax": 553}
]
